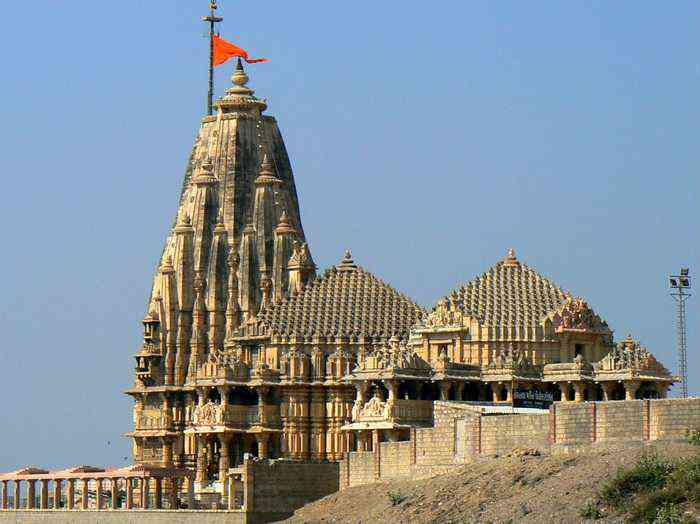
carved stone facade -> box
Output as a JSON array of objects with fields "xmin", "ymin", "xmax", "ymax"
[{"xmin": 127, "ymin": 61, "xmax": 675, "ymax": 502}]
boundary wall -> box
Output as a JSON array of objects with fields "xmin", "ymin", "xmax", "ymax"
[{"xmin": 341, "ymin": 398, "xmax": 700, "ymax": 488}]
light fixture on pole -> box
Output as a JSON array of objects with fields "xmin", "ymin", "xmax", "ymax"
[{"xmin": 669, "ymin": 267, "xmax": 691, "ymax": 398}]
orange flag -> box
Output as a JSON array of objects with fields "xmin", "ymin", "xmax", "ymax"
[{"xmin": 213, "ymin": 35, "xmax": 269, "ymax": 66}]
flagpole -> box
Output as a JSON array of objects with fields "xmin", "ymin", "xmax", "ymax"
[{"xmin": 203, "ymin": 2, "xmax": 223, "ymax": 116}]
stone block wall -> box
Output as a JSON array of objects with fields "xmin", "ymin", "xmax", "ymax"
[
  {"xmin": 650, "ymin": 398, "xmax": 700, "ymax": 440},
  {"xmin": 342, "ymin": 398, "xmax": 700, "ymax": 488},
  {"xmin": 479, "ymin": 413, "xmax": 550, "ymax": 455},
  {"xmin": 246, "ymin": 460, "xmax": 339, "ymax": 522}
]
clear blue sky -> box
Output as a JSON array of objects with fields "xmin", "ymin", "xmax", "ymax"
[{"xmin": 0, "ymin": 1, "xmax": 697, "ymax": 470}]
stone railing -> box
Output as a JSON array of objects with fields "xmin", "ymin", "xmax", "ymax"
[
  {"xmin": 135, "ymin": 413, "xmax": 171, "ymax": 431},
  {"xmin": 354, "ymin": 399, "xmax": 433, "ymax": 426},
  {"xmin": 191, "ymin": 404, "xmax": 281, "ymax": 429}
]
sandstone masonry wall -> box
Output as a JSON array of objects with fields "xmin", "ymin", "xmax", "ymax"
[
  {"xmin": 247, "ymin": 460, "xmax": 339, "ymax": 521},
  {"xmin": 343, "ymin": 398, "xmax": 700, "ymax": 488}
]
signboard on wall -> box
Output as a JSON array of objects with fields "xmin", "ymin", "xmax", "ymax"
[{"xmin": 513, "ymin": 388, "xmax": 554, "ymax": 409}]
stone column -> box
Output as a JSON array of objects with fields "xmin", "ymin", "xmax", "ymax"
[
  {"xmin": 27, "ymin": 480, "xmax": 36, "ymax": 509},
  {"xmin": 256, "ymin": 433, "xmax": 270, "ymax": 459},
  {"xmin": 600, "ymin": 382, "xmax": 614, "ymax": 401},
  {"xmin": 110, "ymin": 479, "xmax": 119, "ymax": 510},
  {"xmin": 53, "ymin": 479, "xmax": 62, "ymax": 509},
  {"xmin": 218, "ymin": 434, "xmax": 232, "ymax": 486},
  {"xmin": 95, "ymin": 478, "xmax": 103, "ymax": 510},
  {"xmin": 0, "ymin": 480, "xmax": 7, "ymax": 510},
  {"xmin": 505, "ymin": 382, "xmax": 513, "ymax": 403},
  {"xmin": 573, "ymin": 382, "xmax": 585, "ymax": 403},
  {"xmin": 169, "ymin": 478, "xmax": 179, "ymax": 509},
  {"xmin": 625, "ymin": 381, "xmax": 640, "ymax": 400},
  {"xmin": 187, "ymin": 476, "xmax": 195, "ymax": 509},
  {"xmin": 66, "ymin": 479, "xmax": 75, "ymax": 510},
  {"xmin": 125, "ymin": 478, "xmax": 134, "ymax": 509},
  {"xmin": 195, "ymin": 435, "xmax": 207, "ymax": 484},
  {"xmin": 141, "ymin": 478, "xmax": 150, "ymax": 509},
  {"xmin": 162, "ymin": 438, "xmax": 173, "ymax": 467},
  {"xmin": 439, "ymin": 381, "xmax": 452, "ymax": 401},
  {"xmin": 40, "ymin": 479, "xmax": 49, "ymax": 509},
  {"xmin": 227, "ymin": 475, "xmax": 236, "ymax": 510},
  {"xmin": 154, "ymin": 478, "xmax": 163, "ymax": 509},
  {"xmin": 13, "ymin": 481, "xmax": 21, "ymax": 509},
  {"xmin": 81, "ymin": 479, "xmax": 89, "ymax": 509}
]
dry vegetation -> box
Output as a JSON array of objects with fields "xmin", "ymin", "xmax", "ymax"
[{"xmin": 280, "ymin": 442, "xmax": 700, "ymax": 524}]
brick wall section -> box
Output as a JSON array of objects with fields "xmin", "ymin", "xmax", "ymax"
[
  {"xmin": 342, "ymin": 398, "xmax": 700, "ymax": 488},
  {"xmin": 650, "ymin": 398, "xmax": 700, "ymax": 440},
  {"xmin": 247, "ymin": 460, "xmax": 339, "ymax": 521},
  {"xmin": 379, "ymin": 442, "xmax": 413, "ymax": 480},
  {"xmin": 479, "ymin": 413, "xmax": 550, "ymax": 455},
  {"xmin": 552, "ymin": 402, "xmax": 595, "ymax": 447},
  {"xmin": 595, "ymin": 401, "xmax": 645, "ymax": 443}
]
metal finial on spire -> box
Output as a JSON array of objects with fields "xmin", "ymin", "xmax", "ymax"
[{"xmin": 203, "ymin": 2, "xmax": 223, "ymax": 116}]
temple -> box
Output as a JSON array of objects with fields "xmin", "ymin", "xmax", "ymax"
[{"xmin": 124, "ymin": 60, "xmax": 675, "ymax": 503}]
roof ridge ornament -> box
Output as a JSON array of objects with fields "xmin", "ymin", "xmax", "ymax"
[
  {"xmin": 503, "ymin": 248, "xmax": 520, "ymax": 267},
  {"xmin": 337, "ymin": 249, "xmax": 358, "ymax": 272}
]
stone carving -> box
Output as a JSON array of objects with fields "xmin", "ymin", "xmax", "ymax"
[
  {"xmin": 193, "ymin": 401, "xmax": 222, "ymax": 426},
  {"xmin": 425, "ymin": 296, "xmax": 468, "ymax": 328},
  {"xmin": 356, "ymin": 339, "xmax": 430, "ymax": 371},
  {"xmin": 358, "ymin": 392, "xmax": 388, "ymax": 419},
  {"xmin": 490, "ymin": 345, "xmax": 533, "ymax": 370},
  {"xmin": 596, "ymin": 336, "xmax": 671, "ymax": 376},
  {"xmin": 557, "ymin": 297, "xmax": 609, "ymax": 333}
]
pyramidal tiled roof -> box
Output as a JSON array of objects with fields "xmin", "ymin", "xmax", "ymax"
[
  {"xmin": 260, "ymin": 251, "xmax": 425, "ymax": 339},
  {"xmin": 447, "ymin": 249, "xmax": 571, "ymax": 327}
]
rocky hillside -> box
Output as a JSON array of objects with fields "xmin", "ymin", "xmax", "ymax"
[{"xmin": 280, "ymin": 442, "xmax": 699, "ymax": 523}]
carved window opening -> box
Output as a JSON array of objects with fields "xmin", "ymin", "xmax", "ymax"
[{"xmin": 574, "ymin": 343, "xmax": 585, "ymax": 359}]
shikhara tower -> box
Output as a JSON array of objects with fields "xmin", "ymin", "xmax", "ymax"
[
  {"xmin": 127, "ymin": 59, "xmax": 674, "ymax": 497},
  {"xmin": 141, "ymin": 60, "xmax": 314, "ymax": 388}
]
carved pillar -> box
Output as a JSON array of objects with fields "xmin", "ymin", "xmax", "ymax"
[
  {"xmin": 439, "ymin": 381, "xmax": 452, "ymax": 401},
  {"xmin": 52, "ymin": 479, "xmax": 62, "ymax": 509},
  {"xmin": 573, "ymin": 382, "xmax": 585, "ymax": 403},
  {"xmin": 141, "ymin": 478, "xmax": 150, "ymax": 510},
  {"xmin": 600, "ymin": 382, "xmax": 614, "ymax": 401},
  {"xmin": 66, "ymin": 479, "xmax": 75, "ymax": 510},
  {"xmin": 40, "ymin": 479, "xmax": 48, "ymax": 509},
  {"xmin": 126, "ymin": 478, "xmax": 134, "ymax": 509},
  {"xmin": 111, "ymin": 478, "xmax": 119, "ymax": 510},
  {"xmin": 196, "ymin": 435, "xmax": 207, "ymax": 484},
  {"xmin": 257, "ymin": 386, "xmax": 269, "ymax": 426},
  {"xmin": 256, "ymin": 433, "xmax": 270, "ymax": 459},
  {"xmin": 26, "ymin": 480, "xmax": 35, "ymax": 509},
  {"xmin": 310, "ymin": 387, "xmax": 326, "ymax": 460},
  {"xmin": 81, "ymin": 479, "xmax": 89, "ymax": 509},
  {"xmin": 227, "ymin": 475, "xmax": 236, "ymax": 510},
  {"xmin": 505, "ymin": 382, "xmax": 513, "ymax": 403},
  {"xmin": 95, "ymin": 478, "xmax": 103, "ymax": 510},
  {"xmin": 169, "ymin": 478, "xmax": 179, "ymax": 509},
  {"xmin": 1, "ymin": 480, "xmax": 7, "ymax": 510},
  {"xmin": 218, "ymin": 434, "xmax": 232, "ymax": 485},
  {"xmin": 13, "ymin": 480, "xmax": 21, "ymax": 510},
  {"xmin": 625, "ymin": 381, "xmax": 640, "ymax": 400},
  {"xmin": 162, "ymin": 437, "xmax": 173, "ymax": 468}
]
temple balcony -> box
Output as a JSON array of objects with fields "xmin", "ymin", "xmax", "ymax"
[
  {"xmin": 346, "ymin": 398, "xmax": 433, "ymax": 430},
  {"xmin": 188, "ymin": 402, "xmax": 281, "ymax": 432},
  {"xmin": 135, "ymin": 413, "xmax": 171, "ymax": 431}
]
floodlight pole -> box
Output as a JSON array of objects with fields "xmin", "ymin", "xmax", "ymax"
[{"xmin": 670, "ymin": 271, "xmax": 691, "ymax": 398}]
